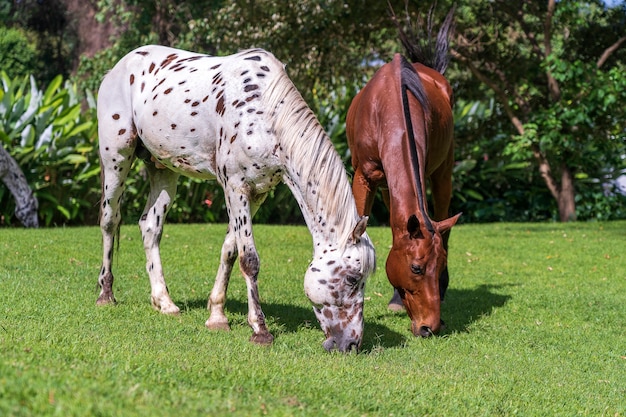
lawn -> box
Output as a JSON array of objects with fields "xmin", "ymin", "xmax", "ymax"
[{"xmin": 1, "ymin": 221, "xmax": 625, "ymax": 416}]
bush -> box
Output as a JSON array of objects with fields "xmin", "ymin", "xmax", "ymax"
[
  {"xmin": 0, "ymin": 26, "xmax": 39, "ymax": 79},
  {"xmin": 0, "ymin": 72, "xmax": 100, "ymax": 226}
]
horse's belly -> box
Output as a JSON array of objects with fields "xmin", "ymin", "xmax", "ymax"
[{"xmin": 138, "ymin": 124, "xmax": 218, "ymax": 179}]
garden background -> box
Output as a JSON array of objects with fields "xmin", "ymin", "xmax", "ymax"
[{"xmin": 1, "ymin": 0, "xmax": 625, "ymax": 226}]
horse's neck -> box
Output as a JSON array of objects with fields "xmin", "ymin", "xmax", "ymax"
[
  {"xmin": 0, "ymin": 147, "xmax": 34, "ymax": 209},
  {"xmin": 282, "ymin": 156, "xmax": 357, "ymax": 248},
  {"xmin": 383, "ymin": 141, "xmax": 430, "ymax": 231}
]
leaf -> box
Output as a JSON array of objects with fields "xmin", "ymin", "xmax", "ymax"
[
  {"xmin": 61, "ymin": 154, "xmax": 88, "ymax": 165},
  {"xmin": 465, "ymin": 189, "xmax": 484, "ymax": 201},
  {"xmin": 42, "ymin": 75, "xmax": 63, "ymax": 105},
  {"xmin": 56, "ymin": 204, "xmax": 71, "ymax": 219}
]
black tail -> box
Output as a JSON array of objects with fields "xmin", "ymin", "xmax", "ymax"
[
  {"xmin": 389, "ymin": 2, "xmax": 455, "ymax": 74},
  {"xmin": 398, "ymin": 55, "xmax": 434, "ymax": 234}
]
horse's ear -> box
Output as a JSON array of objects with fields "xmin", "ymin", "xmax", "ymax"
[
  {"xmin": 407, "ymin": 214, "xmax": 424, "ymax": 239},
  {"xmin": 351, "ymin": 216, "xmax": 369, "ymax": 244},
  {"xmin": 436, "ymin": 213, "xmax": 461, "ymax": 234}
]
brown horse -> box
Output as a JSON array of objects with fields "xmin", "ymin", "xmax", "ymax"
[{"xmin": 346, "ymin": 7, "xmax": 459, "ymax": 337}]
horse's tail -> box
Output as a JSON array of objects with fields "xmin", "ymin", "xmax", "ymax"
[
  {"xmin": 389, "ymin": 3, "xmax": 455, "ymax": 74},
  {"xmin": 397, "ymin": 54, "xmax": 434, "ymax": 233},
  {"xmin": 98, "ymin": 155, "xmax": 121, "ymax": 253}
]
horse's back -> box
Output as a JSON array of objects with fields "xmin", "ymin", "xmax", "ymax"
[
  {"xmin": 97, "ymin": 45, "xmax": 286, "ymax": 180},
  {"xmin": 347, "ymin": 55, "xmax": 454, "ymax": 178}
]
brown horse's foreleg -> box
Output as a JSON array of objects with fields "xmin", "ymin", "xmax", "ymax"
[
  {"xmin": 352, "ymin": 167, "xmax": 377, "ymax": 216},
  {"xmin": 139, "ymin": 163, "xmax": 180, "ymax": 314}
]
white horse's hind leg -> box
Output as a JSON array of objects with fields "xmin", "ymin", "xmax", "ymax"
[
  {"xmin": 206, "ymin": 227, "xmax": 237, "ymax": 331},
  {"xmin": 97, "ymin": 132, "xmax": 136, "ymax": 306},
  {"xmin": 139, "ymin": 162, "xmax": 180, "ymax": 314}
]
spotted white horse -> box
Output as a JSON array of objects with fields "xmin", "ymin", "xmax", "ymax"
[
  {"xmin": 97, "ymin": 45, "xmax": 376, "ymax": 352},
  {"xmin": 0, "ymin": 145, "xmax": 38, "ymax": 227}
]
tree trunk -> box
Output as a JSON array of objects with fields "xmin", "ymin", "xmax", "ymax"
[{"xmin": 557, "ymin": 163, "xmax": 576, "ymax": 222}]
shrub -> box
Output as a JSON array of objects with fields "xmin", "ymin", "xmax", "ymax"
[
  {"xmin": 0, "ymin": 26, "xmax": 39, "ymax": 79},
  {"xmin": 0, "ymin": 72, "xmax": 100, "ymax": 226}
]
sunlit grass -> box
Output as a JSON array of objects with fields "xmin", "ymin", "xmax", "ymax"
[{"xmin": 1, "ymin": 222, "xmax": 625, "ymax": 416}]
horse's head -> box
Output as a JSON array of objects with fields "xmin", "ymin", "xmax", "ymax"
[
  {"xmin": 304, "ymin": 216, "xmax": 375, "ymax": 353},
  {"xmin": 386, "ymin": 213, "xmax": 460, "ymax": 337}
]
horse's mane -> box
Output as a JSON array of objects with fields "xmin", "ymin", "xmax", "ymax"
[
  {"xmin": 389, "ymin": 2, "xmax": 455, "ymax": 74},
  {"xmin": 261, "ymin": 62, "xmax": 360, "ymax": 249}
]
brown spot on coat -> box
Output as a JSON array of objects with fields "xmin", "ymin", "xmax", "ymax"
[{"xmin": 216, "ymin": 96, "xmax": 225, "ymax": 116}]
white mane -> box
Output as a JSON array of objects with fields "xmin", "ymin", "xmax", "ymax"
[{"xmin": 262, "ymin": 64, "xmax": 359, "ymax": 248}]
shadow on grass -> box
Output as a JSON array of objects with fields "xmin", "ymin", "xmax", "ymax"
[
  {"xmin": 180, "ymin": 283, "xmax": 512, "ymax": 350},
  {"xmin": 181, "ymin": 297, "xmax": 407, "ymax": 350},
  {"xmin": 442, "ymin": 284, "xmax": 514, "ymax": 334}
]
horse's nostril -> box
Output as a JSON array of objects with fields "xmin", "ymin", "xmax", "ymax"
[
  {"xmin": 418, "ymin": 326, "xmax": 434, "ymax": 338},
  {"xmin": 339, "ymin": 340, "xmax": 359, "ymax": 353}
]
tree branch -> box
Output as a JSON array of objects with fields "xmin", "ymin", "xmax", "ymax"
[
  {"xmin": 544, "ymin": 0, "xmax": 561, "ymax": 102},
  {"xmin": 597, "ymin": 35, "xmax": 626, "ymax": 68},
  {"xmin": 451, "ymin": 48, "xmax": 526, "ymax": 136},
  {"xmin": 531, "ymin": 144, "xmax": 560, "ymax": 200},
  {"xmin": 452, "ymin": 47, "xmax": 561, "ymax": 201}
]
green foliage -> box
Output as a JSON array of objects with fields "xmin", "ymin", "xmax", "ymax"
[
  {"xmin": 2, "ymin": 0, "xmax": 77, "ymax": 85},
  {"xmin": 452, "ymin": 99, "xmax": 554, "ymax": 222},
  {"xmin": 0, "ymin": 26, "xmax": 39, "ymax": 79},
  {"xmin": 7, "ymin": 0, "xmax": 626, "ymax": 225},
  {"xmin": 1, "ymin": 222, "xmax": 625, "ymax": 415},
  {"xmin": 0, "ymin": 72, "xmax": 100, "ymax": 226},
  {"xmin": 78, "ymin": 1, "xmax": 396, "ymax": 103},
  {"xmin": 449, "ymin": 0, "xmax": 626, "ymax": 221}
]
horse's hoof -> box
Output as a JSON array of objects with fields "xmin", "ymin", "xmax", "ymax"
[
  {"xmin": 250, "ymin": 331, "xmax": 274, "ymax": 346},
  {"xmin": 161, "ymin": 305, "xmax": 181, "ymax": 315},
  {"xmin": 387, "ymin": 302, "xmax": 405, "ymax": 312},
  {"xmin": 205, "ymin": 318, "xmax": 231, "ymax": 331},
  {"xmin": 151, "ymin": 297, "xmax": 180, "ymax": 315},
  {"xmin": 96, "ymin": 294, "xmax": 116, "ymax": 306},
  {"xmin": 388, "ymin": 290, "xmax": 405, "ymax": 311}
]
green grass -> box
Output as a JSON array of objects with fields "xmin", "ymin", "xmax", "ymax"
[{"xmin": 1, "ymin": 222, "xmax": 625, "ymax": 416}]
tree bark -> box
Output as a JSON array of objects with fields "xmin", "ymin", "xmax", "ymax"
[{"xmin": 557, "ymin": 163, "xmax": 576, "ymax": 222}]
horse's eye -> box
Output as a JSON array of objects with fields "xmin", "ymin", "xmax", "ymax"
[
  {"xmin": 410, "ymin": 264, "xmax": 424, "ymax": 275},
  {"xmin": 345, "ymin": 274, "xmax": 360, "ymax": 286}
]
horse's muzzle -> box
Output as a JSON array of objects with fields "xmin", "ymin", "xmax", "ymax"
[
  {"xmin": 411, "ymin": 319, "xmax": 446, "ymax": 338},
  {"xmin": 323, "ymin": 337, "xmax": 360, "ymax": 353}
]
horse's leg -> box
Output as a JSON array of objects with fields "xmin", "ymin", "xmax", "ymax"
[
  {"xmin": 352, "ymin": 166, "xmax": 377, "ymax": 216},
  {"xmin": 139, "ymin": 162, "xmax": 180, "ymax": 314},
  {"xmin": 224, "ymin": 186, "xmax": 273, "ymax": 344},
  {"xmin": 206, "ymin": 192, "xmax": 268, "ymax": 333},
  {"xmin": 97, "ymin": 131, "xmax": 136, "ymax": 306},
  {"xmin": 205, "ymin": 226, "xmax": 237, "ymax": 331},
  {"xmin": 380, "ymin": 187, "xmax": 405, "ymax": 311}
]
